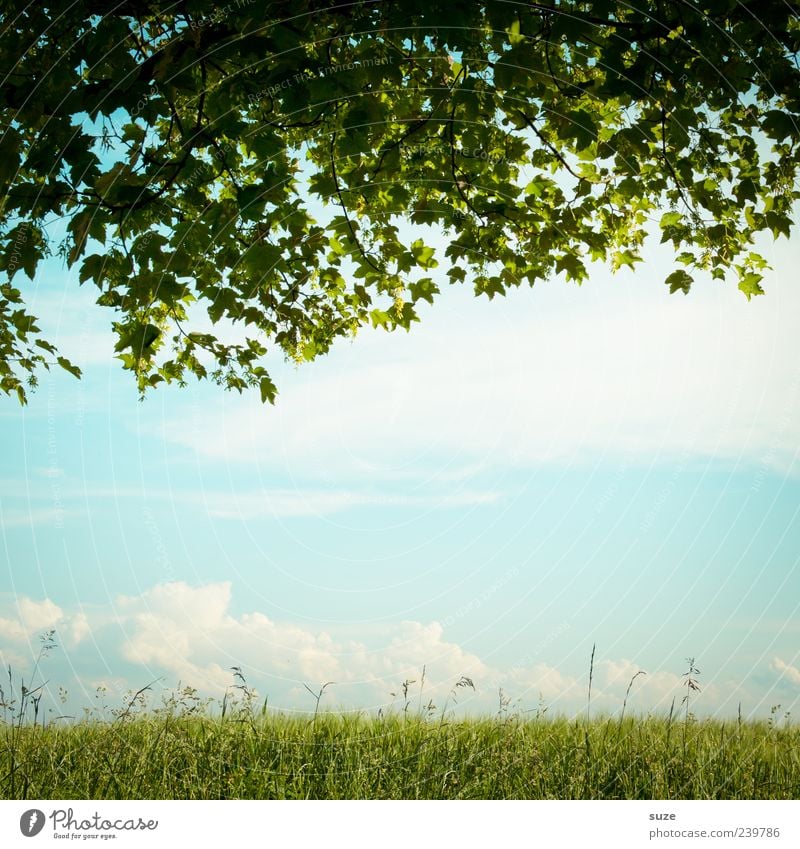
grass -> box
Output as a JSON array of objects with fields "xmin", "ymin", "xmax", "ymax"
[
  {"xmin": 2, "ymin": 639, "xmax": 797, "ymax": 800},
  {"xmin": 2, "ymin": 701, "xmax": 798, "ymax": 799},
  {"xmin": 3, "ymin": 711, "xmax": 799, "ymax": 800}
]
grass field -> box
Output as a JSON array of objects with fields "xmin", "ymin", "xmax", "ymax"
[
  {"xmin": 3, "ymin": 708, "xmax": 798, "ymax": 800},
  {"xmin": 2, "ymin": 648, "xmax": 797, "ymax": 800}
]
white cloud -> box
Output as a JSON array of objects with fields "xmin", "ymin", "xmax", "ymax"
[
  {"xmin": 27, "ymin": 286, "xmax": 116, "ymax": 368},
  {"xmin": 0, "ymin": 483, "xmax": 499, "ymax": 522},
  {"xmin": 0, "ymin": 615, "xmax": 26, "ymax": 643},
  {"xmin": 1, "ymin": 583, "xmax": 794, "ymax": 717},
  {"xmin": 594, "ymin": 659, "xmax": 690, "ymax": 711},
  {"xmin": 0, "ymin": 506, "xmax": 72, "ymax": 529},
  {"xmin": 0, "ymin": 598, "xmax": 63, "ymax": 642},
  {"xmin": 111, "ymin": 581, "xmax": 772, "ymax": 716},
  {"xmin": 0, "ymin": 647, "xmax": 28, "ymax": 669},
  {"xmin": 17, "ymin": 597, "xmax": 64, "ymax": 632},
  {"xmin": 505, "ymin": 660, "xmax": 579, "ymax": 702},
  {"xmin": 199, "ymin": 488, "xmax": 501, "ymax": 519},
  {"xmin": 771, "ymin": 657, "xmax": 800, "ymax": 686},
  {"xmin": 115, "ymin": 581, "xmax": 490, "ymax": 699},
  {"xmin": 32, "ymin": 583, "xmax": 797, "ymax": 715},
  {"xmin": 0, "ymin": 595, "xmax": 91, "ymax": 649},
  {"xmin": 65, "ymin": 612, "xmax": 91, "ymax": 645}
]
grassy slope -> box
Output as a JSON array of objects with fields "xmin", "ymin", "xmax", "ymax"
[{"xmin": 2, "ymin": 713, "xmax": 798, "ymax": 799}]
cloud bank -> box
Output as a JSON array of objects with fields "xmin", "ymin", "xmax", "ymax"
[{"xmin": 1, "ymin": 582, "xmax": 795, "ymax": 719}]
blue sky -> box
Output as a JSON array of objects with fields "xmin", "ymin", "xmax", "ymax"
[{"xmin": 1, "ymin": 211, "xmax": 799, "ymax": 721}]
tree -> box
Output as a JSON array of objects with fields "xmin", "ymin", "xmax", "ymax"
[{"xmin": 1, "ymin": 0, "xmax": 798, "ymax": 403}]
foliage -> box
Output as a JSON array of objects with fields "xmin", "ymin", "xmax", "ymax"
[{"xmin": 1, "ymin": 1, "xmax": 798, "ymax": 402}]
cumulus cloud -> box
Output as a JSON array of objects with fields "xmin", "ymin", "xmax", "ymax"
[
  {"xmin": 771, "ymin": 657, "xmax": 800, "ymax": 686},
  {"xmin": 0, "ymin": 583, "xmax": 793, "ymax": 717},
  {"xmin": 115, "ymin": 582, "xmax": 491, "ymax": 702},
  {"xmin": 0, "ymin": 598, "xmax": 63, "ymax": 642},
  {"xmin": 1, "ymin": 582, "xmax": 785, "ymax": 717},
  {"xmin": 0, "ymin": 595, "xmax": 91, "ymax": 650}
]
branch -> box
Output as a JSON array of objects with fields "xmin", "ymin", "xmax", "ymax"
[
  {"xmin": 660, "ymin": 107, "xmax": 706, "ymax": 230},
  {"xmin": 371, "ymin": 58, "xmax": 468, "ymax": 181},
  {"xmin": 328, "ymin": 126, "xmax": 384, "ymax": 276},
  {"xmin": 448, "ymin": 94, "xmax": 487, "ymax": 224}
]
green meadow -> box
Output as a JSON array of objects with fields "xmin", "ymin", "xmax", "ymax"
[{"xmin": 2, "ymin": 700, "xmax": 797, "ymax": 800}]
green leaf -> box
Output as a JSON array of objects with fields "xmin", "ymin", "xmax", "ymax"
[
  {"xmin": 259, "ymin": 375, "xmax": 278, "ymax": 404},
  {"xmin": 665, "ymin": 270, "xmax": 693, "ymax": 295},
  {"xmin": 507, "ymin": 19, "xmax": 525, "ymax": 46},
  {"xmin": 328, "ymin": 237, "xmax": 348, "ymax": 257},
  {"xmin": 408, "ymin": 277, "xmax": 439, "ymax": 304},
  {"xmin": 659, "ymin": 211, "xmax": 682, "ymax": 229},
  {"xmin": 56, "ymin": 356, "xmax": 82, "ymax": 379},
  {"xmin": 562, "ymin": 111, "xmax": 597, "ymax": 151},
  {"xmin": 370, "ymin": 308, "xmax": 391, "ymax": 328},
  {"xmin": 738, "ymin": 272, "xmax": 764, "ymax": 299},
  {"xmin": 555, "ymin": 253, "xmax": 587, "ymax": 282},
  {"xmin": 734, "ymin": 178, "xmax": 758, "ymax": 205},
  {"xmin": 114, "ymin": 323, "xmax": 161, "ymax": 354},
  {"xmin": 79, "ymin": 254, "xmax": 108, "ymax": 285},
  {"xmin": 765, "ymin": 211, "xmax": 792, "ymax": 240},
  {"xmin": 762, "ymin": 110, "xmax": 796, "ymax": 141},
  {"xmin": 410, "ymin": 239, "xmax": 437, "ymax": 269},
  {"xmin": 475, "ymin": 275, "xmax": 505, "ymax": 299}
]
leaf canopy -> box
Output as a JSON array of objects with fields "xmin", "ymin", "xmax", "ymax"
[{"xmin": 1, "ymin": 0, "xmax": 798, "ymax": 402}]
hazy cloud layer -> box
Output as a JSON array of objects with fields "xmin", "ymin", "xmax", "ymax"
[
  {"xmin": 159, "ymin": 249, "xmax": 800, "ymax": 485},
  {"xmin": 1, "ymin": 582, "xmax": 794, "ymax": 718}
]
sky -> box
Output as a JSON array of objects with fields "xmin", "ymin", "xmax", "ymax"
[{"xmin": 1, "ymin": 207, "xmax": 799, "ymax": 722}]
